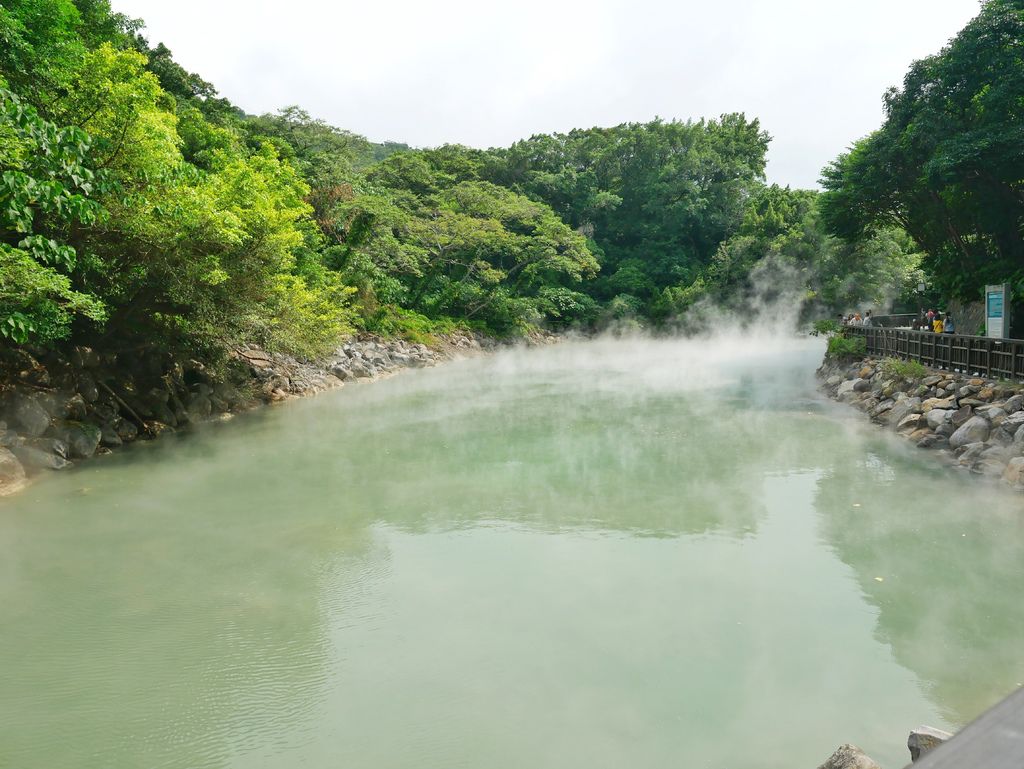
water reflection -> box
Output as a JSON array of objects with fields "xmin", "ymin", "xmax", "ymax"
[{"xmin": 812, "ymin": 447, "xmax": 1024, "ymax": 725}]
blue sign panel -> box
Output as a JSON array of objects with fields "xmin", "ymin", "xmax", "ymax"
[{"xmin": 988, "ymin": 291, "xmax": 1004, "ymax": 319}]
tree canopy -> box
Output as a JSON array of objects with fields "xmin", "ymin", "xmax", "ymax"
[{"xmin": 820, "ymin": 0, "xmax": 1024, "ymax": 303}]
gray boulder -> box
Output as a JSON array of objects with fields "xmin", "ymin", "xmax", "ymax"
[
  {"xmin": 212, "ymin": 383, "xmax": 242, "ymax": 410},
  {"xmin": 922, "ymin": 396, "xmax": 956, "ymax": 411},
  {"xmin": 187, "ymin": 393, "xmax": 213, "ymax": 420},
  {"xmin": 350, "ymin": 362, "xmax": 373, "ymax": 379},
  {"xmin": 77, "ymin": 373, "xmax": 100, "ymax": 403},
  {"xmin": 917, "ymin": 434, "xmax": 949, "ymax": 449},
  {"xmin": 897, "ymin": 413, "xmax": 924, "ymax": 432},
  {"xmin": 1000, "ymin": 411, "xmax": 1024, "ymax": 434},
  {"xmin": 817, "ymin": 744, "xmax": 882, "ymax": 769},
  {"xmin": 888, "ymin": 397, "xmax": 921, "ymax": 427},
  {"xmin": 70, "ymin": 345, "xmax": 100, "ymax": 369},
  {"xmin": 116, "ymin": 419, "xmax": 138, "ymax": 442},
  {"xmin": 951, "ymin": 405, "xmax": 973, "ymax": 428},
  {"xmin": 908, "ymin": 726, "xmax": 952, "ymax": 762},
  {"xmin": 972, "ymin": 458, "xmax": 1007, "ymax": 477},
  {"xmin": 926, "ymin": 409, "xmax": 954, "ymax": 430},
  {"xmin": 1003, "ymin": 394, "xmax": 1023, "ymax": 414},
  {"xmin": 27, "ymin": 437, "xmax": 68, "ymax": 459},
  {"xmin": 1003, "ymin": 457, "xmax": 1024, "ymax": 488},
  {"xmin": 957, "ymin": 442, "xmax": 988, "ymax": 465},
  {"xmin": 60, "ymin": 423, "xmax": 102, "ymax": 459},
  {"xmin": 977, "ymin": 405, "xmax": 1007, "ymax": 422},
  {"xmin": 949, "ymin": 416, "xmax": 991, "ymax": 450},
  {"xmin": 330, "ymin": 363, "xmax": 352, "ymax": 381},
  {"xmin": 99, "ymin": 424, "xmax": 122, "ymax": 448},
  {"xmin": 9, "ymin": 395, "xmax": 51, "ymax": 437},
  {"xmin": 870, "ymin": 400, "xmax": 894, "ymax": 418},
  {"xmin": 62, "ymin": 393, "xmax": 88, "ymax": 421},
  {"xmin": 0, "ymin": 447, "xmax": 27, "ymax": 495},
  {"xmin": 11, "ymin": 445, "xmax": 71, "ymax": 471},
  {"xmin": 837, "ymin": 379, "xmax": 862, "ymax": 397}
]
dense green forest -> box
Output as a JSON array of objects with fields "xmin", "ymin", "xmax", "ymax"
[
  {"xmin": 1, "ymin": 0, "xmax": 1019, "ymax": 360},
  {"xmin": 820, "ymin": 0, "xmax": 1024, "ymax": 305}
]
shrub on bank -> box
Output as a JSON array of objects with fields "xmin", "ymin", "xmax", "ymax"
[
  {"xmin": 366, "ymin": 305, "xmax": 473, "ymax": 345},
  {"xmin": 826, "ymin": 333, "xmax": 866, "ymax": 360},
  {"xmin": 879, "ymin": 357, "xmax": 928, "ymax": 381}
]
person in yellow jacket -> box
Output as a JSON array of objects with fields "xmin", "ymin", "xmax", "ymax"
[{"xmin": 932, "ymin": 315, "xmax": 944, "ymax": 333}]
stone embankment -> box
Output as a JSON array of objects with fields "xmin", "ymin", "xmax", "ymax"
[
  {"xmin": 818, "ymin": 355, "xmax": 1024, "ymax": 491},
  {"xmin": 0, "ymin": 332, "xmax": 503, "ymax": 496}
]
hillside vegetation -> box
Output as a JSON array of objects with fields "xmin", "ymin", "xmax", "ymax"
[{"xmin": 2, "ymin": 0, "xmax": 1018, "ymax": 364}]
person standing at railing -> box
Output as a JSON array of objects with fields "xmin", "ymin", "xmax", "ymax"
[
  {"xmin": 944, "ymin": 314, "xmax": 955, "ymax": 334},
  {"xmin": 863, "ymin": 310, "xmax": 873, "ymax": 327},
  {"xmin": 933, "ymin": 314, "xmax": 944, "ymax": 333}
]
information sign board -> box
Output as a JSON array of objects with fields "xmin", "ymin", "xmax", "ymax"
[{"xmin": 986, "ymin": 284, "xmax": 1011, "ymax": 339}]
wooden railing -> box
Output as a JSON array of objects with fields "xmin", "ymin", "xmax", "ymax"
[{"xmin": 844, "ymin": 326, "xmax": 1024, "ymax": 381}]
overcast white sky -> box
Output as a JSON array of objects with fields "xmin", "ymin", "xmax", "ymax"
[{"xmin": 112, "ymin": 0, "xmax": 981, "ymax": 189}]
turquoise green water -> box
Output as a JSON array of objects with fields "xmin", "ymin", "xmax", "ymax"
[{"xmin": 2, "ymin": 335, "xmax": 1023, "ymax": 769}]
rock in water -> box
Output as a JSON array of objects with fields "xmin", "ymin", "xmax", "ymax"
[
  {"xmin": 817, "ymin": 744, "xmax": 882, "ymax": 769},
  {"xmin": 99, "ymin": 423, "xmax": 122, "ymax": 448},
  {"xmin": 0, "ymin": 448, "xmax": 27, "ymax": 495},
  {"xmin": 1004, "ymin": 457, "xmax": 1024, "ymax": 489},
  {"xmin": 908, "ymin": 726, "xmax": 952, "ymax": 762},
  {"xmin": 61, "ymin": 423, "xmax": 102, "ymax": 459},
  {"xmin": 11, "ymin": 445, "xmax": 71, "ymax": 471}
]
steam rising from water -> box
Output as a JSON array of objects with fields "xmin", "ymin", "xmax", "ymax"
[{"xmin": 2, "ymin": 333, "xmax": 1023, "ymax": 769}]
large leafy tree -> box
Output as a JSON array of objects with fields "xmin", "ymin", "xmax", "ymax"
[
  {"xmin": 331, "ymin": 150, "xmax": 598, "ymax": 332},
  {"xmin": 489, "ymin": 115, "xmax": 770, "ymax": 310},
  {"xmin": 0, "ymin": 89, "xmax": 107, "ymax": 342},
  {"xmin": 820, "ymin": 0, "xmax": 1024, "ymax": 301},
  {"xmin": 665, "ymin": 185, "xmax": 925, "ymax": 320}
]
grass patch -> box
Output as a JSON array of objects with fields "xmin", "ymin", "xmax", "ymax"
[{"xmin": 879, "ymin": 357, "xmax": 928, "ymax": 380}]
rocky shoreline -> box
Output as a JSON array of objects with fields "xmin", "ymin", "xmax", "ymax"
[
  {"xmin": 818, "ymin": 354, "xmax": 1024, "ymax": 492},
  {"xmin": 0, "ymin": 330, "xmax": 537, "ymax": 496}
]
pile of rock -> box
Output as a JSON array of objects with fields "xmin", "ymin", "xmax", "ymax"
[
  {"xmin": 819, "ymin": 356, "xmax": 1024, "ymax": 490},
  {"xmin": 0, "ymin": 344, "xmax": 248, "ymax": 495},
  {"xmin": 814, "ymin": 726, "xmax": 951, "ymax": 768},
  {"xmin": 235, "ymin": 334, "xmax": 483, "ymax": 400},
  {"xmin": 0, "ymin": 331, "xmax": 484, "ymax": 495}
]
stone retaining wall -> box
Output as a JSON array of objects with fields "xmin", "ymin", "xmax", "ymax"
[
  {"xmin": 0, "ymin": 331, "xmax": 517, "ymax": 496},
  {"xmin": 818, "ymin": 354, "xmax": 1024, "ymax": 491}
]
